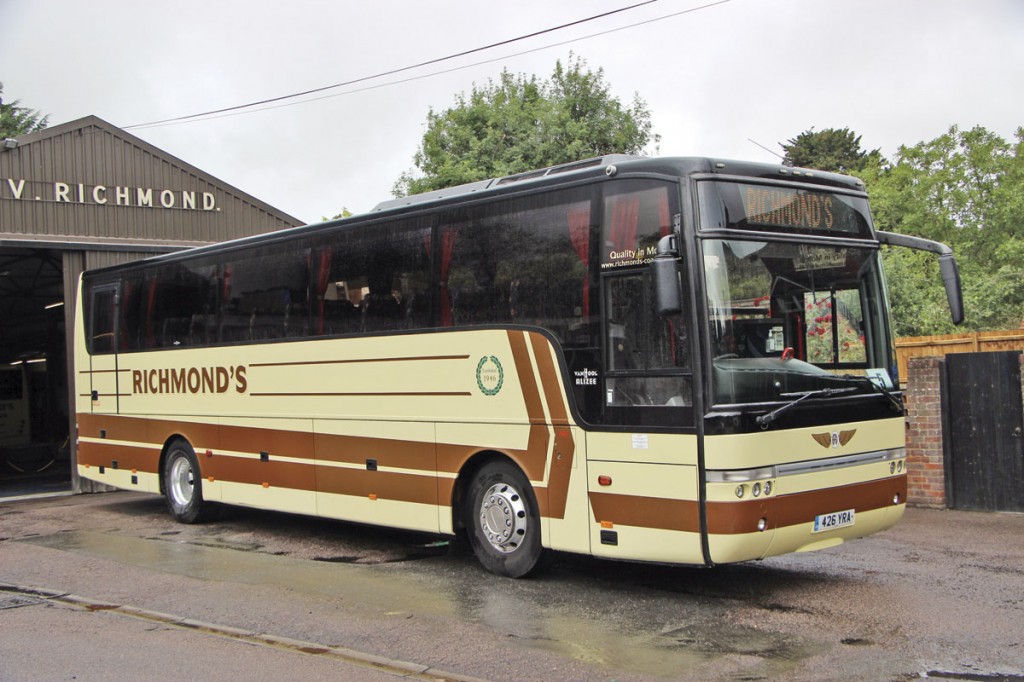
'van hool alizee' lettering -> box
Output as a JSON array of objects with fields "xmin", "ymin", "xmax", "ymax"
[{"xmin": 132, "ymin": 366, "xmax": 248, "ymax": 395}]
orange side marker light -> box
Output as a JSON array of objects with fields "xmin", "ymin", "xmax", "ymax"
[
  {"xmin": 262, "ymin": 482, "xmax": 270, "ymax": 489},
  {"xmin": 601, "ymin": 520, "xmax": 614, "ymax": 529}
]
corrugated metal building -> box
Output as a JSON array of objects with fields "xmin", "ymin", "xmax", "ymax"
[{"xmin": 0, "ymin": 115, "xmax": 303, "ymax": 495}]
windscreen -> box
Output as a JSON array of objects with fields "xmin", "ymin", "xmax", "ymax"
[{"xmin": 702, "ymin": 239, "xmax": 894, "ymax": 405}]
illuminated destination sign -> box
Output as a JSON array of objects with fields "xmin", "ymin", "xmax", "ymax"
[
  {"xmin": 699, "ymin": 181, "xmax": 872, "ymax": 238},
  {"xmin": 742, "ymin": 186, "xmax": 835, "ymax": 230}
]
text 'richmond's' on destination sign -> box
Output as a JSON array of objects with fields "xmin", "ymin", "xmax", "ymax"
[
  {"xmin": 742, "ymin": 186, "xmax": 835, "ymax": 230},
  {"xmin": 704, "ymin": 181, "xmax": 872, "ymax": 237}
]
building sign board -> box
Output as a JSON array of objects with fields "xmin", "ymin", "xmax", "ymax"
[{"xmin": 3, "ymin": 178, "xmax": 218, "ymax": 211}]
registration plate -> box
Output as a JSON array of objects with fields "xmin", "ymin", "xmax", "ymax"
[{"xmin": 813, "ymin": 509, "xmax": 855, "ymax": 533}]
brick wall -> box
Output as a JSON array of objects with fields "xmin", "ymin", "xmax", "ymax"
[{"xmin": 905, "ymin": 356, "xmax": 947, "ymax": 507}]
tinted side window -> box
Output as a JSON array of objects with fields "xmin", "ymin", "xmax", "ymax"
[
  {"xmin": 315, "ymin": 219, "xmax": 431, "ymax": 336},
  {"xmin": 601, "ymin": 180, "xmax": 673, "ymax": 271},
  {"xmin": 88, "ymin": 286, "xmax": 118, "ymax": 354},
  {"xmin": 119, "ymin": 258, "xmax": 220, "ymax": 350},
  {"xmin": 119, "ymin": 271, "xmax": 148, "ymax": 350},
  {"xmin": 221, "ymin": 244, "xmax": 311, "ymax": 343},
  {"xmin": 439, "ymin": 187, "xmax": 595, "ymax": 343}
]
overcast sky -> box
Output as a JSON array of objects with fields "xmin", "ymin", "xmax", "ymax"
[{"xmin": 2, "ymin": 0, "xmax": 1022, "ymax": 223}]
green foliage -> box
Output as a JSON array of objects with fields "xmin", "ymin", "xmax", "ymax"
[
  {"xmin": 0, "ymin": 82, "xmax": 48, "ymax": 137},
  {"xmin": 322, "ymin": 208, "xmax": 353, "ymax": 222},
  {"xmin": 782, "ymin": 127, "xmax": 881, "ymax": 174},
  {"xmin": 864, "ymin": 125, "xmax": 1024, "ymax": 335},
  {"xmin": 394, "ymin": 55, "xmax": 659, "ymax": 196}
]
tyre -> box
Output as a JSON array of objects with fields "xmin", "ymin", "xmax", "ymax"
[
  {"xmin": 163, "ymin": 440, "xmax": 213, "ymax": 524},
  {"xmin": 465, "ymin": 460, "xmax": 543, "ymax": 578}
]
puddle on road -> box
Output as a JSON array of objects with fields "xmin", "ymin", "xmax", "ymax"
[
  {"xmin": 21, "ymin": 530, "xmax": 455, "ymax": 617},
  {"xmin": 21, "ymin": 530, "xmax": 810, "ymax": 679}
]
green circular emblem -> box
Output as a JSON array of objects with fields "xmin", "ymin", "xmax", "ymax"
[{"xmin": 476, "ymin": 356, "xmax": 504, "ymax": 396}]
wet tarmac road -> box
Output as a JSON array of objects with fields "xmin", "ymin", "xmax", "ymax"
[{"xmin": 1, "ymin": 491, "xmax": 1022, "ymax": 681}]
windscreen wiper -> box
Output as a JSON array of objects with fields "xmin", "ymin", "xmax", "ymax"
[
  {"xmin": 755, "ymin": 387, "xmax": 859, "ymax": 429},
  {"xmin": 811, "ymin": 373, "xmax": 903, "ymax": 411}
]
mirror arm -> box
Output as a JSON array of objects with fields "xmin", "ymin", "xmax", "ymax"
[{"xmin": 876, "ymin": 230, "xmax": 964, "ymax": 325}]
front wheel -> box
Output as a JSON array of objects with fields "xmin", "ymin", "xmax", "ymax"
[
  {"xmin": 465, "ymin": 460, "xmax": 543, "ymax": 578},
  {"xmin": 163, "ymin": 440, "xmax": 213, "ymax": 524}
]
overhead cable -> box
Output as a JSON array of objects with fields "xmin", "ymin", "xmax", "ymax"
[{"xmin": 124, "ymin": 0, "xmax": 667, "ymax": 130}]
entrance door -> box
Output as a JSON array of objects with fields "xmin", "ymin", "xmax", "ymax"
[
  {"xmin": 944, "ymin": 351, "xmax": 1024, "ymax": 512},
  {"xmin": 87, "ymin": 284, "xmax": 121, "ymax": 414},
  {"xmin": 600, "ymin": 270, "xmax": 693, "ymax": 422}
]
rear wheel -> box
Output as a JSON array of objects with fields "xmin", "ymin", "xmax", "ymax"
[
  {"xmin": 465, "ymin": 460, "xmax": 542, "ymax": 578},
  {"xmin": 163, "ymin": 440, "xmax": 212, "ymax": 523}
]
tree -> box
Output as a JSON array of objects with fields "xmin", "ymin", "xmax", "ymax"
[
  {"xmin": 781, "ymin": 127, "xmax": 880, "ymax": 174},
  {"xmin": 394, "ymin": 55, "xmax": 659, "ymax": 196},
  {"xmin": 0, "ymin": 82, "xmax": 49, "ymax": 137},
  {"xmin": 321, "ymin": 208, "xmax": 353, "ymax": 222},
  {"xmin": 865, "ymin": 125, "xmax": 1024, "ymax": 335}
]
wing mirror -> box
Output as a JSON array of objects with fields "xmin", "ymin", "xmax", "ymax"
[{"xmin": 651, "ymin": 234, "xmax": 682, "ymax": 316}]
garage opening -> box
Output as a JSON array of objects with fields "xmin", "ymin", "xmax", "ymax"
[{"xmin": 0, "ymin": 247, "xmax": 71, "ymax": 497}]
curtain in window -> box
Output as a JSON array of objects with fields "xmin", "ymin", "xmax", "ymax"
[
  {"xmin": 315, "ymin": 249, "xmax": 332, "ymax": 335},
  {"xmin": 608, "ymin": 194, "xmax": 641, "ymax": 252},
  {"xmin": 145, "ymin": 277, "xmax": 158, "ymax": 348},
  {"xmin": 119, "ymin": 281, "xmax": 133, "ymax": 350},
  {"xmin": 658, "ymin": 191, "xmax": 671, "ymax": 237},
  {"xmin": 568, "ymin": 205, "xmax": 592, "ymax": 318},
  {"xmin": 438, "ymin": 229, "xmax": 457, "ymax": 327}
]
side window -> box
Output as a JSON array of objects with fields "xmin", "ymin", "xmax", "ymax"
[
  {"xmin": 222, "ymin": 244, "xmax": 311, "ymax": 342},
  {"xmin": 439, "ymin": 187, "xmax": 594, "ymax": 340},
  {"xmin": 119, "ymin": 273, "xmax": 143, "ymax": 350},
  {"xmin": 122, "ymin": 259, "xmax": 221, "ymax": 350},
  {"xmin": 316, "ymin": 219, "xmax": 431, "ymax": 336},
  {"xmin": 601, "ymin": 181, "xmax": 673, "ymax": 271},
  {"xmin": 88, "ymin": 285, "xmax": 118, "ymax": 355},
  {"xmin": 153, "ymin": 261, "xmax": 221, "ymax": 348}
]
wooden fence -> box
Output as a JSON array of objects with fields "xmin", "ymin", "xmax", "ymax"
[{"xmin": 895, "ymin": 329, "xmax": 1024, "ymax": 385}]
